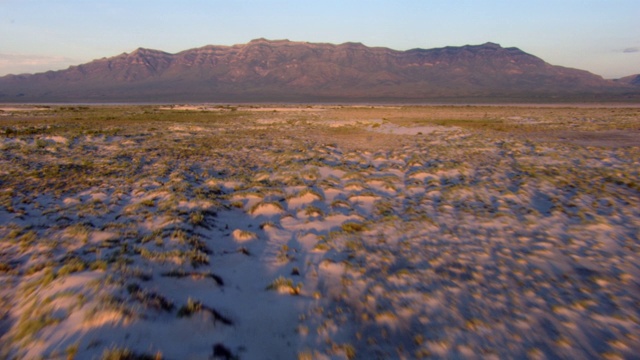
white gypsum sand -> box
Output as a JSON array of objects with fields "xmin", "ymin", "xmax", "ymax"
[{"xmin": 0, "ymin": 105, "xmax": 638, "ymax": 359}]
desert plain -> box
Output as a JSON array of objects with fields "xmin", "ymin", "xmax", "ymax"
[{"xmin": 0, "ymin": 104, "xmax": 639, "ymax": 359}]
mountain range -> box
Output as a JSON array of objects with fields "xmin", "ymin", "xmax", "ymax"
[{"xmin": 0, "ymin": 38, "xmax": 638, "ymax": 103}]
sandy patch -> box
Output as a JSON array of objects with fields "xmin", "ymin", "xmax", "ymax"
[
  {"xmin": 239, "ymin": 107, "xmax": 326, "ymax": 112},
  {"xmin": 43, "ymin": 136, "xmax": 68, "ymax": 144},
  {"xmin": 369, "ymin": 123, "xmax": 457, "ymax": 135},
  {"xmin": 168, "ymin": 125, "xmax": 208, "ymax": 132},
  {"xmin": 158, "ymin": 105, "xmax": 226, "ymax": 111},
  {"xmin": 0, "ymin": 106, "xmax": 49, "ymax": 112},
  {"xmin": 324, "ymin": 119, "xmax": 382, "ymax": 127}
]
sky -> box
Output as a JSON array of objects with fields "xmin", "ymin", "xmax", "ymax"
[{"xmin": 1, "ymin": 0, "xmax": 638, "ymax": 78}]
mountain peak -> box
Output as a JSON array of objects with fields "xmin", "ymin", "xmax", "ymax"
[
  {"xmin": 248, "ymin": 38, "xmax": 292, "ymax": 45},
  {"xmin": 340, "ymin": 41, "xmax": 366, "ymax": 47},
  {"xmin": 480, "ymin": 42, "xmax": 502, "ymax": 48},
  {"xmin": 128, "ymin": 47, "xmax": 171, "ymax": 57},
  {"xmin": 130, "ymin": 47, "xmax": 152, "ymax": 54}
]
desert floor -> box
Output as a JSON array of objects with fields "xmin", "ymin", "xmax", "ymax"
[{"xmin": 0, "ymin": 104, "xmax": 639, "ymax": 359}]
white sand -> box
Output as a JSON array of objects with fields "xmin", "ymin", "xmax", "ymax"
[{"xmin": 1, "ymin": 107, "xmax": 638, "ymax": 359}]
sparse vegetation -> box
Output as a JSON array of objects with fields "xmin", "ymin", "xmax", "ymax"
[
  {"xmin": 100, "ymin": 347, "xmax": 160, "ymax": 360},
  {"xmin": 341, "ymin": 222, "xmax": 366, "ymax": 233},
  {"xmin": 177, "ymin": 297, "xmax": 233, "ymax": 325},
  {"xmin": 0, "ymin": 104, "xmax": 638, "ymax": 359},
  {"xmin": 266, "ymin": 276, "xmax": 302, "ymax": 295}
]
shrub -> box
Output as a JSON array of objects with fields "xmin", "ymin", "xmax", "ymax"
[
  {"xmin": 177, "ymin": 298, "xmax": 232, "ymax": 325},
  {"xmin": 266, "ymin": 276, "xmax": 301, "ymax": 295},
  {"xmin": 14, "ymin": 311, "xmax": 59, "ymax": 341},
  {"xmin": 58, "ymin": 257, "xmax": 87, "ymax": 276},
  {"xmin": 304, "ymin": 206, "xmax": 324, "ymax": 217},
  {"xmin": 177, "ymin": 297, "xmax": 202, "ymax": 317},
  {"xmin": 100, "ymin": 347, "xmax": 160, "ymax": 360},
  {"xmin": 140, "ymin": 199, "xmax": 155, "ymax": 207},
  {"xmin": 341, "ymin": 222, "xmax": 365, "ymax": 233},
  {"xmin": 189, "ymin": 211, "xmax": 205, "ymax": 225}
]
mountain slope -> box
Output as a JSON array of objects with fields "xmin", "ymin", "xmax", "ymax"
[
  {"xmin": 0, "ymin": 39, "xmax": 637, "ymax": 102},
  {"xmin": 615, "ymin": 74, "xmax": 640, "ymax": 86}
]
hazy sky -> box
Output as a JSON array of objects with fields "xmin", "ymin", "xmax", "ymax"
[{"xmin": 1, "ymin": 0, "xmax": 638, "ymax": 78}]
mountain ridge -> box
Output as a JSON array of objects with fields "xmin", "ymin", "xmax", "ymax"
[{"xmin": 1, "ymin": 39, "xmax": 638, "ymax": 103}]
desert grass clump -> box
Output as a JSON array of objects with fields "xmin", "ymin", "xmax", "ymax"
[
  {"xmin": 294, "ymin": 188, "xmax": 325, "ymax": 201},
  {"xmin": 90, "ymin": 259, "xmax": 108, "ymax": 271},
  {"xmin": 330, "ymin": 199, "xmax": 351, "ymax": 209},
  {"xmin": 66, "ymin": 224, "xmax": 91, "ymax": 243},
  {"xmin": 277, "ymin": 244, "xmax": 296, "ymax": 263},
  {"xmin": 161, "ymin": 269, "xmax": 224, "ymax": 286},
  {"xmin": 231, "ymin": 229, "xmax": 257, "ymax": 242},
  {"xmin": 177, "ymin": 297, "xmax": 232, "ymax": 325},
  {"xmin": 281, "ymin": 174, "xmax": 305, "ymax": 187},
  {"xmin": 140, "ymin": 198, "xmax": 155, "ymax": 207},
  {"xmin": 189, "ymin": 210, "xmax": 205, "ymax": 226},
  {"xmin": 0, "ymin": 262, "xmax": 14, "ymax": 274},
  {"xmin": 343, "ymin": 180, "xmax": 366, "ymax": 190},
  {"xmin": 186, "ymin": 249, "xmax": 209, "ymax": 268},
  {"xmin": 17, "ymin": 230, "xmax": 37, "ymax": 251},
  {"xmin": 266, "ymin": 276, "xmax": 302, "ymax": 295},
  {"xmin": 344, "ymin": 238, "xmax": 364, "ymax": 252},
  {"xmin": 303, "ymin": 205, "xmax": 324, "ymax": 217},
  {"xmin": 100, "ymin": 346, "xmax": 160, "ymax": 360},
  {"xmin": 249, "ymin": 201, "xmax": 284, "ymax": 215},
  {"xmin": 65, "ymin": 343, "xmax": 79, "ymax": 359},
  {"xmin": 21, "ymin": 267, "xmax": 57, "ymax": 296},
  {"xmin": 320, "ymin": 176, "xmax": 341, "ymax": 188},
  {"xmin": 374, "ymin": 200, "xmax": 395, "ymax": 217},
  {"xmin": 341, "ymin": 222, "xmax": 366, "ymax": 233},
  {"xmin": 185, "ymin": 234, "xmax": 211, "ymax": 254},
  {"xmin": 177, "ymin": 297, "xmax": 202, "ymax": 317},
  {"xmin": 312, "ymin": 241, "xmax": 331, "ymax": 252},
  {"xmin": 342, "ymin": 344, "xmax": 356, "ymax": 360},
  {"xmin": 342, "ymin": 171, "xmax": 365, "ymax": 181},
  {"xmin": 58, "ymin": 257, "xmax": 87, "ymax": 276},
  {"xmin": 126, "ymin": 283, "xmax": 174, "ymax": 312},
  {"xmin": 138, "ymin": 248, "xmax": 181, "ymax": 263},
  {"xmin": 12, "ymin": 299, "xmax": 62, "ymax": 342},
  {"xmin": 259, "ymin": 221, "xmax": 278, "ymax": 229},
  {"xmin": 13, "ymin": 310, "xmax": 60, "ymax": 342},
  {"xmin": 170, "ymin": 229, "xmax": 188, "ymax": 244},
  {"xmin": 229, "ymin": 200, "xmax": 244, "ymax": 209}
]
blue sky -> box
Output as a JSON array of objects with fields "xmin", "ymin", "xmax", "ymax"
[{"xmin": 1, "ymin": 0, "xmax": 638, "ymax": 78}]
